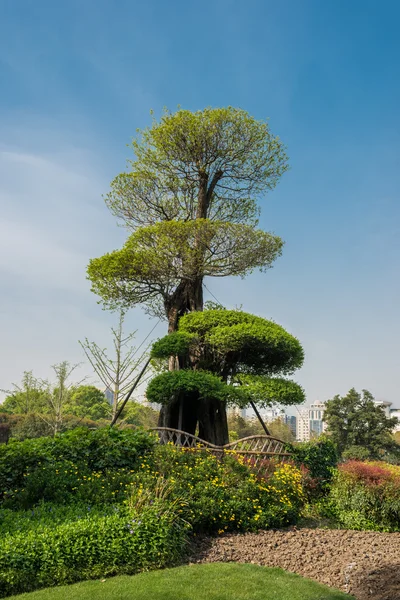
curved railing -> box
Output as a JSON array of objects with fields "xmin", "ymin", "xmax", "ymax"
[{"xmin": 149, "ymin": 427, "xmax": 291, "ymax": 470}]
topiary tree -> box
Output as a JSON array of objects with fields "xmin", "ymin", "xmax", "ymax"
[
  {"xmin": 87, "ymin": 107, "xmax": 293, "ymax": 434},
  {"xmin": 146, "ymin": 309, "xmax": 305, "ymax": 445}
]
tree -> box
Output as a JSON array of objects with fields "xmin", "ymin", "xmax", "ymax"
[
  {"xmin": 39, "ymin": 361, "xmax": 84, "ymax": 436},
  {"xmin": 119, "ymin": 400, "xmax": 159, "ymax": 429},
  {"xmin": 1, "ymin": 371, "xmax": 47, "ymax": 414},
  {"xmin": 324, "ymin": 388, "xmax": 399, "ymax": 458},
  {"xmin": 88, "ymin": 107, "xmax": 288, "ymax": 330},
  {"xmin": 65, "ymin": 385, "xmax": 111, "ymax": 421},
  {"xmin": 87, "ymin": 107, "xmax": 290, "ymax": 435},
  {"xmin": 146, "ymin": 309, "xmax": 304, "ymax": 444},
  {"xmin": 79, "ymin": 310, "xmax": 148, "ymax": 420}
]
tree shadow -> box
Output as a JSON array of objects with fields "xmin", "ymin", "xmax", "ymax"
[{"xmin": 352, "ymin": 564, "xmax": 400, "ymax": 600}]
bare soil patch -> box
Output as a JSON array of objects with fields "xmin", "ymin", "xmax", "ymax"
[{"xmin": 187, "ymin": 528, "xmax": 400, "ymax": 600}]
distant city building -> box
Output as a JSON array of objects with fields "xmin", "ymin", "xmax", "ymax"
[
  {"xmin": 309, "ymin": 401, "xmax": 327, "ymax": 437},
  {"xmin": 390, "ymin": 408, "xmax": 400, "ymax": 432},
  {"xmin": 295, "ymin": 398, "xmax": 400, "ymax": 441},
  {"xmin": 296, "ymin": 408, "xmax": 310, "ymax": 441},
  {"xmin": 285, "ymin": 415, "xmax": 297, "ymax": 437},
  {"xmin": 104, "ymin": 388, "xmax": 114, "ymax": 405},
  {"xmin": 374, "ymin": 399, "xmax": 393, "ymax": 418},
  {"xmin": 296, "ymin": 402, "xmax": 327, "ymax": 441}
]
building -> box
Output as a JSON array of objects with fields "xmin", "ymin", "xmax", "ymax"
[
  {"xmin": 296, "ymin": 402, "xmax": 327, "ymax": 441},
  {"xmin": 296, "ymin": 408, "xmax": 310, "ymax": 441},
  {"xmin": 104, "ymin": 388, "xmax": 114, "ymax": 406},
  {"xmin": 374, "ymin": 399, "xmax": 392, "ymax": 418},
  {"xmin": 390, "ymin": 408, "xmax": 400, "ymax": 433},
  {"xmin": 285, "ymin": 415, "xmax": 297, "ymax": 437},
  {"xmin": 309, "ymin": 401, "xmax": 327, "ymax": 437}
]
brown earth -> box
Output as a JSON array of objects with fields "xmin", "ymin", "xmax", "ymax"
[{"xmin": 186, "ymin": 528, "xmax": 400, "ymax": 600}]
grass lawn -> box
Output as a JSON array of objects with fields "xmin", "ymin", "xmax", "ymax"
[{"xmin": 9, "ymin": 563, "xmax": 354, "ymax": 600}]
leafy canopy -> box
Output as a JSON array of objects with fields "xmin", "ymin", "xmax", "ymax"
[
  {"xmin": 147, "ymin": 310, "xmax": 305, "ymax": 409},
  {"xmin": 88, "ymin": 220, "xmax": 283, "ymax": 314},
  {"xmin": 324, "ymin": 388, "xmax": 399, "ymax": 458},
  {"xmin": 106, "ymin": 107, "xmax": 289, "ymax": 229}
]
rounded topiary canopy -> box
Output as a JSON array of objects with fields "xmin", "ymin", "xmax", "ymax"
[
  {"xmin": 146, "ymin": 370, "xmax": 233, "ymax": 406},
  {"xmin": 153, "ymin": 309, "xmax": 304, "ymax": 377},
  {"xmin": 147, "ymin": 309, "xmax": 305, "ymax": 409}
]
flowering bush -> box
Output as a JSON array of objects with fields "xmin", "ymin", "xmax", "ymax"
[
  {"xmin": 0, "ymin": 427, "xmax": 155, "ymax": 507},
  {"xmin": 329, "ymin": 460, "xmax": 400, "ymax": 531},
  {"xmin": 129, "ymin": 445, "xmax": 305, "ymax": 534}
]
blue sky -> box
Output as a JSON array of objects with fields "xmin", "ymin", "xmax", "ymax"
[{"xmin": 1, "ymin": 0, "xmax": 399, "ymax": 410}]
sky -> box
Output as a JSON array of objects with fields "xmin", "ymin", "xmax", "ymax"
[{"xmin": 0, "ymin": 0, "xmax": 399, "ymax": 411}]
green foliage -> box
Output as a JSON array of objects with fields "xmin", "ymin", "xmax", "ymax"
[
  {"xmin": 65, "ymin": 386, "xmax": 110, "ymax": 420},
  {"xmin": 0, "ymin": 428, "xmax": 155, "ymax": 506},
  {"xmin": 235, "ymin": 376, "xmax": 305, "ymax": 408},
  {"xmin": 147, "ymin": 310, "xmax": 305, "ymax": 411},
  {"xmin": 181, "ymin": 312, "xmax": 303, "ymax": 376},
  {"xmin": 342, "ymin": 445, "xmax": 372, "ymax": 461},
  {"xmin": 146, "ymin": 370, "xmax": 233, "ymax": 406},
  {"xmin": 0, "ymin": 502, "xmax": 188, "ymax": 597},
  {"xmin": 120, "ymin": 401, "xmax": 159, "ymax": 428},
  {"xmin": 132, "ymin": 445, "xmax": 305, "ymax": 534},
  {"xmin": 1, "ymin": 372, "xmax": 48, "ymax": 415},
  {"xmin": 288, "ymin": 436, "xmax": 339, "ymax": 496},
  {"xmin": 150, "ymin": 332, "xmax": 195, "ymax": 359},
  {"xmin": 324, "ymin": 388, "xmax": 398, "ymax": 457},
  {"xmin": 88, "ymin": 220, "xmax": 283, "ymax": 314},
  {"xmin": 329, "ymin": 461, "xmax": 400, "ymax": 531},
  {"xmin": 106, "ymin": 107, "xmax": 289, "ymax": 229},
  {"xmin": 9, "ymin": 414, "xmax": 53, "ymax": 441}
]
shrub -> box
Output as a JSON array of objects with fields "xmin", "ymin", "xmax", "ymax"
[
  {"xmin": 0, "ymin": 501, "xmax": 189, "ymax": 597},
  {"xmin": 288, "ymin": 436, "xmax": 339, "ymax": 497},
  {"xmin": 329, "ymin": 460, "xmax": 400, "ymax": 531},
  {"xmin": 0, "ymin": 427, "xmax": 155, "ymax": 506},
  {"xmin": 342, "ymin": 445, "xmax": 371, "ymax": 461},
  {"xmin": 130, "ymin": 445, "xmax": 305, "ymax": 533}
]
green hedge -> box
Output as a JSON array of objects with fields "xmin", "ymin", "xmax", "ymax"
[
  {"xmin": 0, "ymin": 428, "xmax": 155, "ymax": 506},
  {"xmin": 0, "ymin": 503, "xmax": 189, "ymax": 597},
  {"xmin": 288, "ymin": 436, "xmax": 338, "ymax": 496}
]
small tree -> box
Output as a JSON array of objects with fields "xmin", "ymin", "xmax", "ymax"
[
  {"xmin": 1, "ymin": 372, "xmax": 47, "ymax": 414},
  {"xmin": 146, "ymin": 309, "xmax": 305, "ymax": 445},
  {"xmin": 79, "ymin": 310, "xmax": 148, "ymax": 420},
  {"xmin": 324, "ymin": 388, "xmax": 399, "ymax": 458},
  {"xmin": 39, "ymin": 361, "xmax": 83, "ymax": 436}
]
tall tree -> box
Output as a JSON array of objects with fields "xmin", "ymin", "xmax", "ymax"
[
  {"xmin": 146, "ymin": 309, "xmax": 304, "ymax": 444},
  {"xmin": 79, "ymin": 310, "xmax": 148, "ymax": 420},
  {"xmin": 88, "ymin": 107, "xmax": 289, "ymax": 433},
  {"xmin": 324, "ymin": 388, "xmax": 399, "ymax": 457},
  {"xmin": 88, "ymin": 107, "xmax": 288, "ymax": 329}
]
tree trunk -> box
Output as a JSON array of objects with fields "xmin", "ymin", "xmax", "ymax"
[
  {"xmin": 197, "ymin": 398, "xmax": 229, "ymax": 446},
  {"xmin": 157, "ymin": 169, "xmax": 224, "ymax": 442}
]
